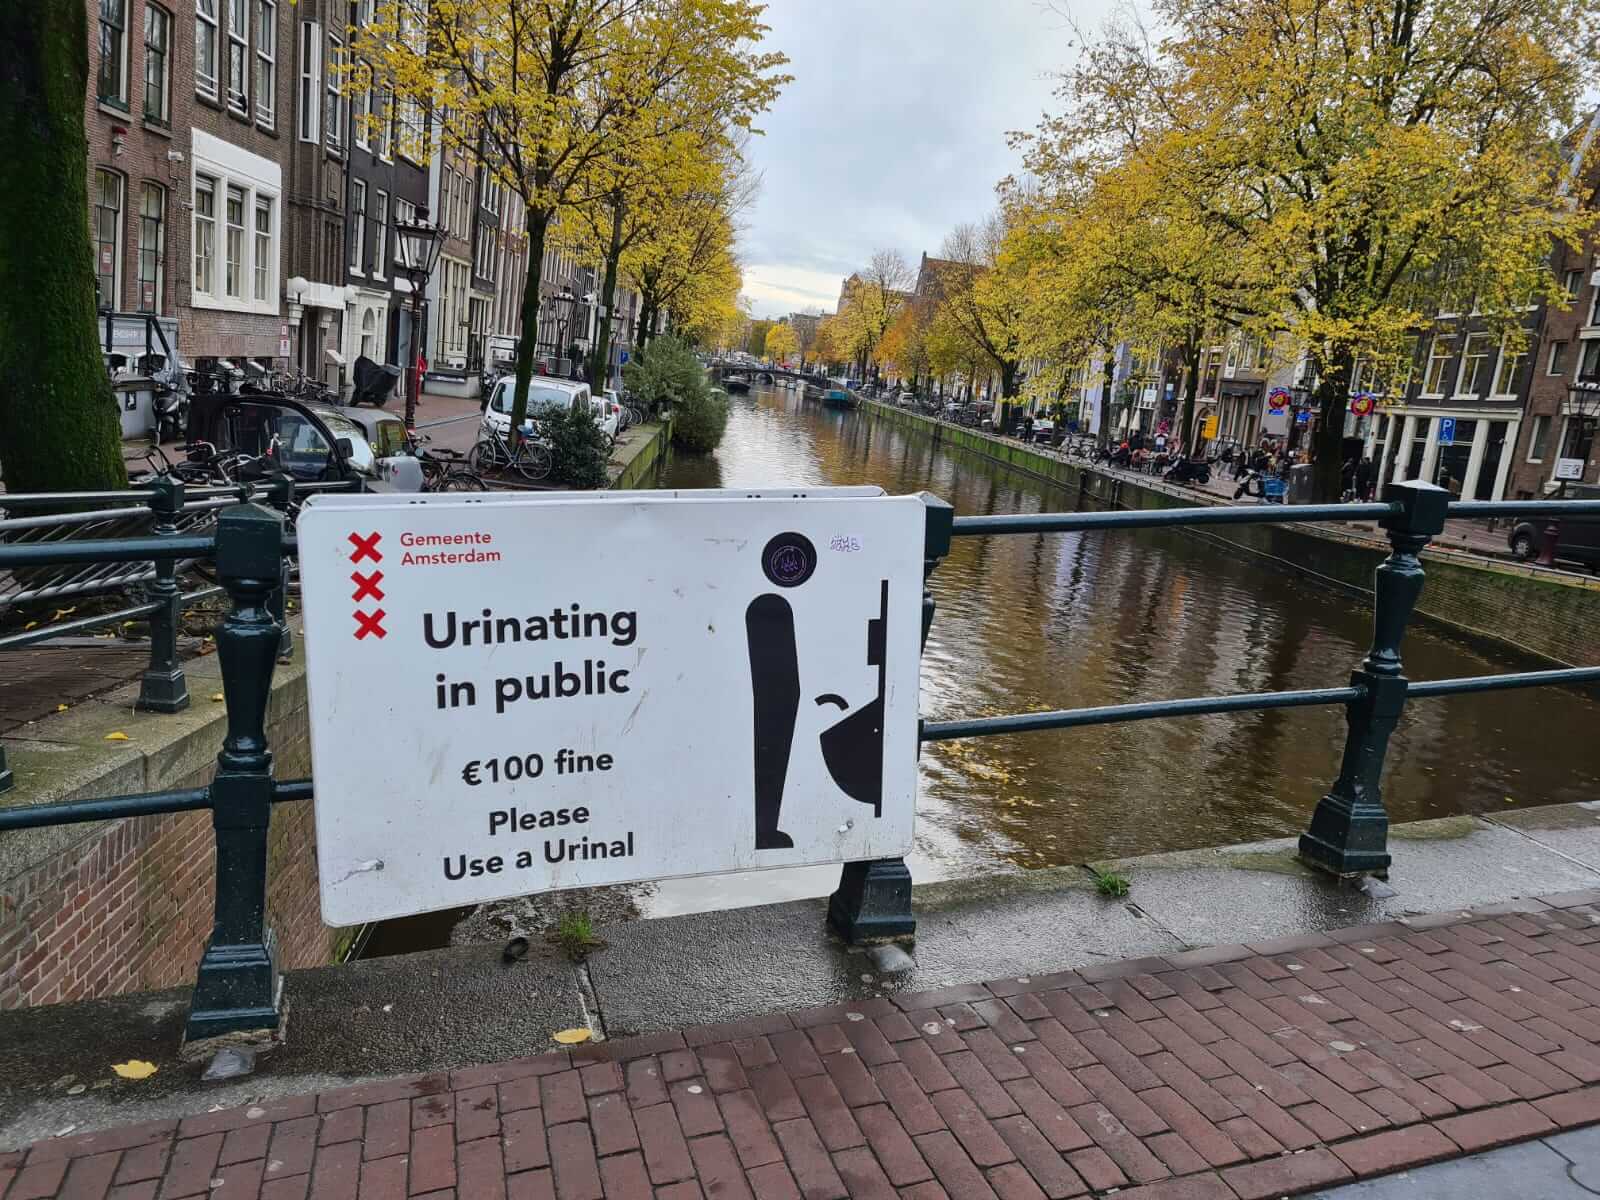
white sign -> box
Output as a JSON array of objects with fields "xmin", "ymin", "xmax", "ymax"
[
  {"xmin": 298, "ymin": 492, "xmax": 926, "ymax": 925},
  {"xmin": 1263, "ymin": 408, "xmax": 1290, "ymax": 436},
  {"xmin": 1555, "ymin": 457, "xmax": 1586, "ymax": 481}
]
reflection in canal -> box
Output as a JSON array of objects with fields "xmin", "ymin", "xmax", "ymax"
[{"xmin": 654, "ymin": 384, "xmax": 1600, "ymax": 897}]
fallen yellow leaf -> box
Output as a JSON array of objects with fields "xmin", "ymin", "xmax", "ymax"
[
  {"xmin": 111, "ymin": 1060, "xmax": 157, "ymax": 1080},
  {"xmin": 211, "ymin": 693, "xmax": 225, "ymax": 702},
  {"xmin": 104, "ymin": 732, "xmax": 130, "ymax": 741},
  {"xmin": 56, "ymin": 704, "xmax": 69, "ymax": 713},
  {"xmin": 23, "ymin": 621, "xmax": 37, "ymax": 631},
  {"xmin": 552, "ymin": 1028, "xmax": 592, "ymax": 1045}
]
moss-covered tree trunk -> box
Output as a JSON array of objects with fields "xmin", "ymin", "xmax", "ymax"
[
  {"xmin": 588, "ymin": 194, "xmax": 624, "ymax": 393},
  {"xmin": 507, "ymin": 205, "xmax": 550, "ymax": 443},
  {"xmin": 0, "ymin": 0, "xmax": 126, "ymax": 493}
]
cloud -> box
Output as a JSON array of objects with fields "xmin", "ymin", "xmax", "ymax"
[{"xmin": 736, "ymin": 0, "xmax": 1092, "ymax": 318}]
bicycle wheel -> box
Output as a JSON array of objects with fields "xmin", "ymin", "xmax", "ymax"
[
  {"xmin": 444, "ymin": 469, "xmax": 488, "ymax": 492},
  {"xmin": 514, "ymin": 443, "xmax": 553, "ymax": 481},
  {"xmin": 468, "ymin": 440, "xmax": 500, "ymax": 475}
]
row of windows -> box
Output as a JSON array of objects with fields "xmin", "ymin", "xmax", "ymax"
[
  {"xmin": 92, "ymin": 170, "xmax": 166, "ymax": 313},
  {"xmin": 192, "ymin": 173, "xmax": 274, "ymax": 305},
  {"xmin": 99, "ymin": 0, "xmax": 174, "ymax": 124}
]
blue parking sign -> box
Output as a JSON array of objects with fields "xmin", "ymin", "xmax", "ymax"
[
  {"xmin": 620, "ymin": 351, "xmax": 629, "ymax": 364},
  {"xmin": 1438, "ymin": 417, "xmax": 1456, "ymax": 446}
]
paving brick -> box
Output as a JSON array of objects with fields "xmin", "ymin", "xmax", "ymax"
[
  {"xmin": 671, "ymin": 1078, "xmax": 726, "ymax": 1138},
  {"xmin": 868, "ymin": 1062, "xmax": 943, "ymax": 1135},
  {"xmin": 456, "ymin": 1136, "xmax": 507, "ymax": 1200},
  {"xmin": 829, "ymin": 1146, "xmax": 897, "ymax": 1200},
  {"xmin": 793, "ymin": 1074, "xmax": 864, "ymax": 1151},
  {"xmin": 768, "ymin": 1030, "xmax": 825, "ymax": 1079},
  {"xmin": 1015, "ymin": 1041, "xmax": 1093, "ymax": 1109},
  {"xmin": 1067, "ymin": 1103, "xmax": 1169, "ymax": 1185},
  {"xmin": 963, "ymin": 1029, "xmax": 1032, "ymax": 1083},
  {"xmin": 746, "ymin": 1064, "xmax": 806, "ymax": 1122},
  {"xmin": 260, "ymin": 1175, "xmax": 311, "ymax": 1200},
  {"xmin": 841, "ymin": 1016, "xmax": 902, "ymax": 1066},
  {"xmin": 772, "ymin": 1118, "xmax": 847, "ymax": 1200},
  {"xmin": 854, "ymin": 1105, "xmax": 932, "ymax": 1187},
  {"xmin": 412, "ymin": 1095, "xmax": 453, "ymax": 1131},
  {"xmin": 991, "ymin": 1116, "xmax": 1088, "ymax": 1199},
  {"xmin": 1064, "ymin": 1147, "xmax": 1126, "ymax": 1192},
  {"xmin": 985, "ymin": 1160, "xmax": 1050, "ymax": 1200},
  {"xmin": 808, "ymin": 1023, "xmax": 851, "ymax": 1056},
  {"xmin": 929, "ymin": 1088, "xmax": 1016, "ymax": 1169},
  {"xmin": 114, "ymin": 1142, "xmax": 169, "ymax": 1185},
  {"xmin": 1535, "ymin": 1083, "xmax": 1600, "ymax": 1128},
  {"xmin": 545, "ymin": 1122, "xmax": 602, "ymax": 1200},
  {"xmin": 819, "ymin": 1045, "xmax": 884, "ymax": 1107},
  {"xmin": 539, "ymin": 1072, "xmax": 588, "ymax": 1127},
  {"xmin": 1221, "ymin": 1147, "xmax": 1353, "ymax": 1200},
  {"xmin": 586, "ymin": 1092, "xmax": 639, "ymax": 1157},
  {"xmin": 1071, "ymin": 1066, "xmax": 1166, "ymax": 1137},
  {"xmin": 1143, "ymin": 1055, "xmax": 1241, "ymax": 1123},
  {"xmin": 897, "ymin": 1038, "xmax": 960, "ymax": 1093},
  {"xmin": 363, "ymin": 1100, "xmax": 411, "ymax": 1161},
  {"xmin": 1001, "ymin": 1079, "xmax": 1092, "ymax": 1154},
  {"xmin": 501, "ymin": 1108, "xmax": 550, "ymax": 1173},
  {"xmin": 409, "ymin": 1123, "xmax": 456, "ymax": 1194},
  {"xmin": 1038, "ymin": 990, "xmax": 1099, "ymax": 1034},
  {"xmin": 1110, "ymin": 1175, "xmax": 1236, "ymax": 1200},
  {"xmin": 896, "ymin": 1184, "xmax": 950, "ymax": 1200},
  {"xmin": 913, "ymin": 1130, "xmax": 999, "ymax": 1200},
  {"xmin": 1139, "ymin": 1088, "xmax": 1246, "ymax": 1168},
  {"xmin": 1434, "ymin": 1100, "xmax": 1557, "ymax": 1151},
  {"xmin": 218, "ymin": 1122, "xmax": 271, "ymax": 1167},
  {"xmin": 1215, "ymin": 1116, "xmax": 1280, "ymax": 1160},
  {"xmin": 940, "ymin": 1002, "xmax": 987, "ymax": 1033},
  {"xmin": 635, "ymin": 1102, "xmax": 695, "ymax": 1185},
  {"xmin": 746, "ymin": 1161, "xmax": 804, "ymax": 1200},
  {"xmin": 625, "ymin": 1057, "xmax": 668, "ymax": 1108},
  {"xmin": 944, "ymin": 1051, "xmax": 1023, "ymax": 1119},
  {"xmin": 1140, "ymin": 1018, "xmax": 1228, "ymax": 1078},
  {"xmin": 1211, "ymin": 1076, "xmax": 1318, "ymax": 1151},
  {"xmin": 662, "ymin": 1049, "xmax": 702, "ymax": 1082},
  {"xmin": 717, "ymin": 1090, "xmax": 784, "ymax": 1170},
  {"xmin": 506, "ymin": 1165, "xmax": 556, "ymax": 1200},
  {"xmin": 158, "ymin": 1133, "xmax": 223, "ymax": 1198},
  {"xmin": 57, "ymin": 1150, "xmax": 120, "ymax": 1200},
  {"xmin": 357, "ymin": 1153, "xmax": 407, "ymax": 1199},
  {"xmin": 1332, "ymin": 1124, "xmax": 1460, "ymax": 1175},
  {"xmin": 320, "ymin": 1108, "xmax": 365, "ymax": 1146},
  {"xmin": 597, "ymin": 1151, "xmax": 649, "ymax": 1200},
  {"xmin": 266, "ymin": 1116, "xmax": 320, "ymax": 1181},
  {"xmin": 1029, "ymin": 1020, "xmax": 1095, "ymax": 1070},
  {"xmin": 697, "ymin": 1044, "xmax": 750, "ymax": 1093},
  {"xmin": 1147, "ymin": 1131, "xmax": 1210, "ymax": 1177},
  {"xmin": 687, "ymin": 1134, "xmax": 755, "ymax": 1200},
  {"xmin": 893, "ymin": 983, "xmax": 995, "ymax": 1012},
  {"xmin": 308, "ymin": 1140, "xmax": 362, "ymax": 1200},
  {"xmin": 734, "ymin": 1037, "xmax": 780, "ymax": 1069}
]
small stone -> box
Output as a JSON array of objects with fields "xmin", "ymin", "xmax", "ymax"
[
  {"xmin": 860, "ymin": 973, "xmax": 874, "ymax": 983},
  {"xmin": 245, "ymin": 1106, "xmax": 265, "ymax": 1119},
  {"xmin": 1016, "ymin": 977, "xmax": 1030, "ymax": 984},
  {"xmin": 1013, "ymin": 1046, "xmax": 1026, "ymax": 1054},
  {"xmin": 867, "ymin": 944, "xmax": 915, "ymax": 974},
  {"xmin": 203, "ymin": 1048, "xmax": 256, "ymax": 1082},
  {"xmin": 845, "ymin": 1011, "xmax": 865, "ymax": 1022},
  {"xmin": 922, "ymin": 1022, "xmax": 943, "ymax": 1036},
  {"xmin": 66, "ymin": 1084, "xmax": 86, "ymax": 1096},
  {"xmin": 686, "ymin": 1085, "xmax": 703, "ymax": 1095},
  {"xmin": 1286, "ymin": 963, "xmax": 1304, "ymax": 971},
  {"xmin": 840, "ymin": 1047, "xmax": 856, "ymax": 1055},
  {"xmin": 1300, "ymin": 995, "xmax": 1328, "ymax": 1005},
  {"xmin": 1329, "ymin": 1041, "xmax": 1357, "ymax": 1053}
]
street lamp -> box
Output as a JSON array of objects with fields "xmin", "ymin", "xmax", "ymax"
[
  {"xmin": 542, "ymin": 287, "xmax": 576, "ymax": 373},
  {"xmin": 394, "ymin": 205, "xmax": 444, "ymax": 428}
]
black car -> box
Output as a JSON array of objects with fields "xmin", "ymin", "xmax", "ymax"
[{"xmin": 1508, "ymin": 482, "xmax": 1600, "ymax": 568}]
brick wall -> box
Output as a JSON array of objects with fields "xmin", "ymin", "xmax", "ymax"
[{"xmin": 0, "ymin": 685, "xmax": 340, "ymax": 1011}]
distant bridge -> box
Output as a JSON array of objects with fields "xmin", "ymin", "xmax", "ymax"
[{"xmin": 709, "ymin": 361, "xmax": 825, "ymax": 388}]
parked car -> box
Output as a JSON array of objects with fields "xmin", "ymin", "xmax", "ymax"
[
  {"xmin": 480, "ymin": 376, "xmax": 598, "ymax": 440},
  {"xmin": 1508, "ymin": 483, "xmax": 1600, "ymax": 568},
  {"xmin": 185, "ymin": 393, "xmax": 422, "ymax": 491},
  {"xmin": 590, "ymin": 393, "xmax": 622, "ymax": 440},
  {"xmin": 335, "ymin": 405, "xmax": 426, "ymax": 491}
]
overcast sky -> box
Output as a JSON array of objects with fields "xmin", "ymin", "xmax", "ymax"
[{"xmin": 736, "ymin": 0, "xmax": 1081, "ymax": 319}]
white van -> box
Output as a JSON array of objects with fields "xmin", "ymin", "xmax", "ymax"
[{"xmin": 480, "ymin": 376, "xmax": 593, "ymax": 440}]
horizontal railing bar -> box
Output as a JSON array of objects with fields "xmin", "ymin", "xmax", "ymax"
[
  {"xmin": 1449, "ymin": 500, "xmax": 1600, "ymax": 518},
  {"xmin": 0, "ymin": 777, "xmax": 310, "ymax": 832},
  {"xmin": 0, "ymin": 489, "xmax": 159, "ymax": 511},
  {"xmin": 1407, "ymin": 666, "xmax": 1600, "ymax": 698},
  {"xmin": 920, "ymin": 686, "xmax": 1365, "ymax": 741},
  {"xmin": 0, "ymin": 534, "xmax": 216, "ymax": 567},
  {"xmin": 0, "ymin": 787, "xmax": 211, "ymax": 830},
  {"xmin": 0, "ymin": 599, "xmax": 161, "ymax": 649},
  {"xmin": 0, "ymin": 507, "xmax": 158, "ymax": 533},
  {"xmin": 951, "ymin": 504, "xmax": 1398, "ymax": 536}
]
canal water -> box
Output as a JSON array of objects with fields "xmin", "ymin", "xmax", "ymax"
[{"xmin": 363, "ymin": 382, "xmax": 1600, "ymax": 953}]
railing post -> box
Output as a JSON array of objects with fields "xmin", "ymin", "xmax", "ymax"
[
  {"xmin": 0, "ymin": 743, "xmax": 12, "ymax": 794},
  {"xmin": 828, "ymin": 492, "xmax": 954, "ymax": 944},
  {"xmin": 186, "ymin": 502, "xmax": 285, "ymax": 1042},
  {"xmin": 137, "ymin": 475, "xmax": 191, "ymax": 713},
  {"xmin": 1300, "ymin": 481, "xmax": 1447, "ymax": 879}
]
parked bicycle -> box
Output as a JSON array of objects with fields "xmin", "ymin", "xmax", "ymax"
[
  {"xmin": 409, "ymin": 432, "xmax": 488, "ymax": 492},
  {"xmin": 468, "ymin": 422, "xmax": 553, "ymax": 482}
]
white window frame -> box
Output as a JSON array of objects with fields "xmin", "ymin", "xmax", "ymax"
[
  {"xmin": 394, "ymin": 198, "xmax": 415, "ymax": 264},
  {"xmin": 226, "ymin": 0, "xmax": 249, "ymax": 115},
  {"xmin": 1490, "ymin": 336, "xmax": 1524, "ymax": 399},
  {"xmin": 98, "ymin": 0, "xmax": 131, "ymax": 108},
  {"xmin": 254, "ymin": 0, "xmax": 275, "ymax": 127},
  {"xmin": 1589, "ymin": 288, "xmax": 1600, "ymax": 328},
  {"xmin": 1421, "ymin": 337, "xmax": 1453, "ymax": 397},
  {"xmin": 297, "ymin": 21, "xmax": 321, "ymax": 142},
  {"xmin": 195, "ymin": 0, "xmax": 219, "ymax": 98},
  {"xmin": 376, "ymin": 88, "xmax": 393, "ymax": 161},
  {"xmin": 189, "ymin": 130, "xmax": 281, "ymax": 316},
  {"xmin": 351, "ymin": 62, "xmax": 370, "ymax": 150},
  {"xmin": 1563, "ymin": 268, "xmax": 1584, "ymax": 301},
  {"xmin": 350, "ymin": 178, "xmax": 367, "ymax": 273},
  {"xmin": 225, "ymin": 184, "xmax": 245, "ymax": 299},
  {"xmin": 373, "ymin": 189, "xmax": 389, "ymax": 283},
  {"xmin": 325, "ymin": 34, "xmax": 344, "ymax": 153},
  {"xmin": 253, "ymin": 195, "xmax": 273, "ymax": 302},
  {"xmin": 136, "ymin": 182, "xmax": 165, "ymax": 314},
  {"xmin": 193, "ymin": 174, "xmax": 216, "ymax": 296},
  {"xmin": 1527, "ymin": 413, "xmax": 1550, "ymax": 463},
  {"xmin": 1549, "ymin": 341, "xmax": 1568, "ymax": 376},
  {"xmin": 1454, "ymin": 331, "xmax": 1493, "ymax": 397}
]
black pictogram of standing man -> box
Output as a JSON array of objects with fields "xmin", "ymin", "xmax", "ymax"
[{"xmin": 746, "ymin": 533, "xmax": 889, "ymax": 851}]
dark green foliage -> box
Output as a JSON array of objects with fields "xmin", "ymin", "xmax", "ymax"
[
  {"xmin": 0, "ymin": 1, "xmax": 127, "ymax": 493},
  {"xmin": 624, "ymin": 335, "xmax": 728, "ymax": 454},
  {"xmin": 541, "ymin": 403, "xmax": 609, "ymax": 489}
]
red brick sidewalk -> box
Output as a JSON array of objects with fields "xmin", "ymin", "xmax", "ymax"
[{"xmin": 11, "ymin": 896, "xmax": 1600, "ymax": 1200}]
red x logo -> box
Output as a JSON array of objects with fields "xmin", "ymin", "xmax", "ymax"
[
  {"xmin": 353, "ymin": 608, "xmax": 387, "ymax": 640},
  {"xmin": 351, "ymin": 570, "xmax": 384, "ymax": 603},
  {"xmin": 348, "ymin": 531, "xmax": 383, "ymax": 563}
]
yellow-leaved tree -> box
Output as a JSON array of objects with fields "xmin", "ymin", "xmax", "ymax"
[
  {"xmin": 354, "ymin": 0, "xmax": 787, "ymax": 436},
  {"xmin": 1051, "ymin": 0, "xmax": 1598, "ymax": 496},
  {"xmin": 763, "ymin": 323, "xmax": 798, "ymax": 362}
]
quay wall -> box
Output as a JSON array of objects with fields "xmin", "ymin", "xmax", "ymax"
[{"xmin": 861, "ymin": 401, "xmax": 1600, "ymax": 667}]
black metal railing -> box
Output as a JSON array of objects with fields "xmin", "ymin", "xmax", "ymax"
[{"xmin": 0, "ymin": 483, "xmax": 1597, "ymax": 1039}]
